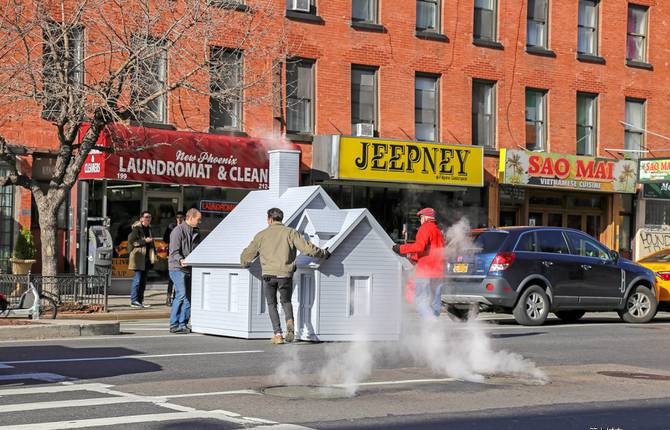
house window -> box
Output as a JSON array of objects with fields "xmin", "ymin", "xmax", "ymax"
[
  {"xmin": 351, "ymin": 66, "xmax": 377, "ymax": 135},
  {"xmin": 577, "ymin": 0, "xmax": 598, "ymax": 55},
  {"xmin": 353, "ymin": 0, "xmax": 377, "ymax": 23},
  {"xmin": 0, "ymin": 164, "xmax": 13, "ymax": 274},
  {"xmin": 286, "ymin": 58, "xmax": 314, "ymax": 134},
  {"xmin": 348, "ymin": 275, "xmax": 371, "ymax": 317},
  {"xmin": 287, "ymin": 0, "xmax": 316, "ymax": 15},
  {"xmin": 417, "ymin": 0, "xmax": 440, "ymax": 32},
  {"xmin": 527, "ymin": 0, "xmax": 548, "ymax": 48},
  {"xmin": 627, "ymin": 4, "xmax": 648, "ymax": 62},
  {"xmin": 577, "ymin": 93, "xmax": 597, "ymax": 156},
  {"xmin": 130, "ymin": 37, "xmax": 168, "ymax": 124},
  {"xmin": 624, "ymin": 98, "xmax": 645, "ymax": 159},
  {"xmin": 472, "ymin": 80, "xmax": 496, "ymax": 148},
  {"xmin": 415, "ymin": 74, "xmax": 439, "ymax": 142},
  {"xmin": 42, "ymin": 24, "xmax": 84, "ymax": 120},
  {"xmin": 474, "ymin": 0, "xmax": 497, "ymax": 41},
  {"xmin": 210, "ymin": 47, "xmax": 243, "ymax": 131},
  {"xmin": 525, "ymin": 89, "xmax": 547, "ymax": 151}
]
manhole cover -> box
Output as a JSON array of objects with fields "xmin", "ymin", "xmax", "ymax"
[
  {"xmin": 598, "ymin": 371, "xmax": 670, "ymax": 381},
  {"xmin": 263, "ymin": 385, "xmax": 354, "ymax": 399}
]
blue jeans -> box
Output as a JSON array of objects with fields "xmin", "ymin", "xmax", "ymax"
[
  {"xmin": 130, "ymin": 270, "xmax": 147, "ymax": 304},
  {"xmin": 169, "ymin": 270, "xmax": 191, "ymax": 328},
  {"xmin": 415, "ymin": 278, "xmax": 442, "ymax": 319}
]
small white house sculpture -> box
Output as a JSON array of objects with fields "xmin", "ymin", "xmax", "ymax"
[{"xmin": 186, "ymin": 149, "xmax": 405, "ymax": 341}]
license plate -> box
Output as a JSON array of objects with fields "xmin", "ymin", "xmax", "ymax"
[{"xmin": 453, "ymin": 263, "xmax": 469, "ymax": 273}]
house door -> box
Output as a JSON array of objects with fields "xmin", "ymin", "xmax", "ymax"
[{"xmin": 296, "ymin": 272, "xmax": 316, "ymax": 340}]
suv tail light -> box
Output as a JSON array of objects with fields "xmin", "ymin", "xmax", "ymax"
[
  {"xmin": 489, "ymin": 252, "xmax": 516, "ymax": 272},
  {"xmin": 656, "ymin": 272, "xmax": 670, "ymax": 281}
]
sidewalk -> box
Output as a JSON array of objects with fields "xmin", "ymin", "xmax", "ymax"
[{"xmin": 58, "ymin": 290, "xmax": 172, "ymax": 321}]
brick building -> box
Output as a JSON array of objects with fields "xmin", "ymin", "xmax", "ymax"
[{"xmin": 1, "ymin": 0, "xmax": 669, "ymax": 275}]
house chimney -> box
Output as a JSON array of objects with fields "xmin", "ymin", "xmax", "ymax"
[{"xmin": 268, "ymin": 149, "xmax": 300, "ymax": 196}]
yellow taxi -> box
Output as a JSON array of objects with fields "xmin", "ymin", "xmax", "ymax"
[{"xmin": 637, "ymin": 248, "xmax": 670, "ymax": 311}]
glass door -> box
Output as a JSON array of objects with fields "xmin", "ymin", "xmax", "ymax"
[{"xmin": 144, "ymin": 190, "xmax": 182, "ymax": 277}]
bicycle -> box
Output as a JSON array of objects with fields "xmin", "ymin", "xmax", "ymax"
[{"xmin": 0, "ymin": 280, "xmax": 58, "ymax": 320}]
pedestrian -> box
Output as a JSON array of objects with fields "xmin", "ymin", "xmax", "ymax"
[
  {"xmin": 163, "ymin": 211, "xmax": 184, "ymax": 305},
  {"xmin": 240, "ymin": 208, "xmax": 330, "ymax": 344},
  {"xmin": 127, "ymin": 211, "xmax": 156, "ymax": 308},
  {"xmin": 168, "ymin": 208, "xmax": 202, "ymax": 334},
  {"xmin": 393, "ymin": 208, "xmax": 445, "ymax": 319}
]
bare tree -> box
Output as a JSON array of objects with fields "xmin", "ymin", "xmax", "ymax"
[{"xmin": 0, "ymin": 0, "xmax": 288, "ymax": 276}]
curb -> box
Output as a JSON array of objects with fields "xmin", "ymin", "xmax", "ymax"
[
  {"xmin": 59, "ymin": 309, "xmax": 171, "ymax": 321},
  {"xmin": 0, "ymin": 320, "xmax": 120, "ymax": 341}
]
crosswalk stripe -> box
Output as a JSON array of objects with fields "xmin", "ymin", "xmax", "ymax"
[
  {"xmin": 0, "ymin": 373, "xmax": 73, "ymax": 382},
  {"xmin": 0, "ymin": 396, "xmax": 145, "ymax": 413},
  {"xmin": 0, "ymin": 411, "xmax": 238, "ymax": 430},
  {"xmin": 0, "ymin": 383, "xmax": 111, "ymax": 396}
]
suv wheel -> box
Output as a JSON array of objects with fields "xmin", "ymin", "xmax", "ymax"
[
  {"xmin": 513, "ymin": 285, "xmax": 549, "ymax": 326},
  {"xmin": 554, "ymin": 310, "xmax": 585, "ymax": 323},
  {"xmin": 618, "ymin": 286, "xmax": 657, "ymax": 324}
]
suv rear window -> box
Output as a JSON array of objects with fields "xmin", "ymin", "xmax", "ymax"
[{"xmin": 473, "ymin": 232, "xmax": 508, "ymax": 253}]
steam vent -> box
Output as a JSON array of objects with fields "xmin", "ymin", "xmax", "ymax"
[{"xmin": 186, "ymin": 149, "xmax": 407, "ymax": 341}]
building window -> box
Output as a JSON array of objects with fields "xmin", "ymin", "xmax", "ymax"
[
  {"xmin": 42, "ymin": 24, "xmax": 84, "ymax": 121},
  {"xmin": 472, "ymin": 80, "xmax": 496, "ymax": 148},
  {"xmin": 417, "ymin": 0, "xmax": 440, "ymax": 32},
  {"xmin": 525, "ymin": 89, "xmax": 547, "ymax": 151},
  {"xmin": 627, "ymin": 4, "xmax": 648, "ymax": 62},
  {"xmin": 286, "ymin": 58, "xmax": 314, "ymax": 134},
  {"xmin": 130, "ymin": 37, "xmax": 168, "ymax": 124},
  {"xmin": 474, "ymin": 0, "xmax": 497, "ymax": 42},
  {"xmin": 415, "ymin": 74, "xmax": 439, "ymax": 142},
  {"xmin": 624, "ymin": 98, "xmax": 645, "ymax": 159},
  {"xmin": 646, "ymin": 200, "xmax": 670, "ymax": 227},
  {"xmin": 577, "ymin": 0, "xmax": 598, "ymax": 55},
  {"xmin": 353, "ymin": 0, "xmax": 377, "ymax": 23},
  {"xmin": 287, "ymin": 0, "xmax": 316, "ymax": 15},
  {"xmin": 0, "ymin": 164, "xmax": 13, "ymax": 274},
  {"xmin": 576, "ymin": 93, "xmax": 597, "ymax": 156},
  {"xmin": 351, "ymin": 66, "xmax": 377, "ymax": 135},
  {"xmin": 527, "ymin": 0, "xmax": 548, "ymax": 48},
  {"xmin": 210, "ymin": 47, "xmax": 243, "ymax": 131}
]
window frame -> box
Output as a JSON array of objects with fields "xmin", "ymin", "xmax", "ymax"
[
  {"xmin": 473, "ymin": 0, "xmax": 498, "ymax": 42},
  {"xmin": 525, "ymin": 88, "xmax": 548, "ymax": 152},
  {"xmin": 526, "ymin": 0, "xmax": 548, "ymax": 48},
  {"xmin": 472, "ymin": 79, "xmax": 496, "ymax": 149},
  {"xmin": 351, "ymin": 65, "xmax": 379, "ymax": 134},
  {"xmin": 624, "ymin": 97, "xmax": 645, "ymax": 159},
  {"xmin": 209, "ymin": 47, "xmax": 243, "ymax": 132},
  {"xmin": 416, "ymin": 0, "xmax": 441, "ymax": 33},
  {"xmin": 576, "ymin": 92, "xmax": 598, "ymax": 156},
  {"xmin": 626, "ymin": 4, "xmax": 649, "ymax": 63},
  {"xmin": 285, "ymin": 57, "xmax": 315, "ymax": 135},
  {"xmin": 352, "ymin": 0, "xmax": 378, "ymax": 24},
  {"xmin": 415, "ymin": 73, "xmax": 440, "ymax": 142},
  {"xmin": 577, "ymin": 0, "xmax": 599, "ymax": 56},
  {"xmin": 130, "ymin": 36, "xmax": 169, "ymax": 124},
  {"xmin": 286, "ymin": 0, "xmax": 317, "ymax": 15}
]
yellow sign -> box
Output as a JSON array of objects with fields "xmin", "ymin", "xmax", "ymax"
[{"xmin": 338, "ymin": 137, "xmax": 484, "ymax": 187}]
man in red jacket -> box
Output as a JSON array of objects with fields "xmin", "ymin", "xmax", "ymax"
[{"xmin": 393, "ymin": 208, "xmax": 445, "ymax": 318}]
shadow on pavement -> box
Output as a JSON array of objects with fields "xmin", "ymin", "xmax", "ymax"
[
  {"xmin": 490, "ymin": 332, "xmax": 546, "ymax": 339},
  {"xmin": 0, "ymin": 345, "xmax": 162, "ymax": 381}
]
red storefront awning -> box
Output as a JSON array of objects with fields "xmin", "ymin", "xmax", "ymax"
[{"xmin": 79, "ymin": 124, "xmax": 289, "ymax": 189}]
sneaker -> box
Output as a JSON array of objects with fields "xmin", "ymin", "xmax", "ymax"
[
  {"xmin": 285, "ymin": 319, "xmax": 295, "ymax": 343},
  {"xmin": 140, "ymin": 303, "xmax": 151, "ymax": 308},
  {"xmin": 169, "ymin": 326, "xmax": 179, "ymax": 333},
  {"xmin": 174, "ymin": 327, "xmax": 190, "ymax": 334},
  {"xmin": 271, "ymin": 334, "xmax": 285, "ymax": 344},
  {"xmin": 130, "ymin": 301, "xmax": 142, "ymax": 308}
]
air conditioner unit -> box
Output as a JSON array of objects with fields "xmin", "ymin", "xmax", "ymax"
[
  {"xmin": 354, "ymin": 123, "xmax": 375, "ymax": 137},
  {"xmin": 291, "ymin": 0, "xmax": 311, "ymax": 12}
]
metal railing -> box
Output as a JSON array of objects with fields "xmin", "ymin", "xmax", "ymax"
[{"xmin": 0, "ymin": 272, "xmax": 109, "ymax": 312}]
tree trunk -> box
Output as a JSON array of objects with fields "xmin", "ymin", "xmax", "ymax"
[{"xmin": 37, "ymin": 204, "xmax": 59, "ymax": 277}]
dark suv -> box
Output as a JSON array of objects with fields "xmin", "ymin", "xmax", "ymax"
[{"xmin": 442, "ymin": 227, "xmax": 658, "ymax": 326}]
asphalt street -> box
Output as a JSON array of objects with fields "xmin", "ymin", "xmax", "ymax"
[{"xmin": 1, "ymin": 312, "xmax": 670, "ymax": 429}]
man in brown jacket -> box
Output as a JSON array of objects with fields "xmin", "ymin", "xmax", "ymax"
[{"xmin": 241, "ymin": 207, "xmax": 330, "ymax": 344}]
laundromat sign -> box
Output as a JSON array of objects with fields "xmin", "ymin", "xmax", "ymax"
[
  {"xmin": 79, "ymin": 124, "xmax": 282, "ymax": 189},
  {"xmin": 500, "ymin": 149, "xmax": 638, "ymax": 193},
  {"xmin": 338, "ymin": 137, "xmax": 484, "ymax": 187}
]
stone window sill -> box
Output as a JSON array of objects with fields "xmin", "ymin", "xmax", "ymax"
[
  {"xmin": 473, "ymin": 38, "xmax": 504, "ymax": 50},
  {"xmin": 626, "ymin": 59, "xmax": 653, "ymax": 70},
  {"xmin": 285, "ymin": 133, "xmax": 314, "ymax": 142},
  {"xmin": 416, "ymin": 31, "xmax": 449, "ymax": 42},
  {"xmin": 526, "ymin": 46, "xmax": 556, "ymax": 58},
  {"xmin": 351, "ymin": 21, "xmax": 386, "ymax": 32},
  {"xmin": 285, "ymin": 10, "xmax": 324, "ymax": 24},
  {"xmin": 577, "ymin": 53, "xmax": 606, "ymax": 64}
]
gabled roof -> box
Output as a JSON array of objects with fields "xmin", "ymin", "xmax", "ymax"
[
  {"xmin": 301, "ymin": 208, "xmax": 346, "ymax": 236},
  {"xmin": 187, "ymin": 185, "xmax": 338, "ymax": 266}
]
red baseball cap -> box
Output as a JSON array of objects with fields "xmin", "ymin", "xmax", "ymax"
[{"xmin": 417, "ymin": 208, "xmax": 436, "ymax": 218}]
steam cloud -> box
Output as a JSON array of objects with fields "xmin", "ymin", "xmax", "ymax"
[{"xmin": 272, "ymin": 218, "xmax": 548, "ymax": 396}]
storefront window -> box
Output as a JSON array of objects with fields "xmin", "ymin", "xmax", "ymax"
[{"xmin": 645, "ymin": 200, "xmax": 670, "ymax": 226}]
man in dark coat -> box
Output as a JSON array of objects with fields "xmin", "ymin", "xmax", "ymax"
[{"xmin": 127, "ymin": 211, "xmax": 155, "ymax": 308}]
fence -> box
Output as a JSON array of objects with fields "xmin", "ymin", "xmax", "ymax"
[{"xmin": 0, "ymin": 273, "xmax": 108, "ymax": 312}]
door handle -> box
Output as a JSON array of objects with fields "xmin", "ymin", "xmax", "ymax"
[
  {"xmin": 581, "ymin": 264, "xmax": 592, "ymax": 271},
  {"xmin": 541, "ymin": 261, "xmax": 554, "ymax": 267}
]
